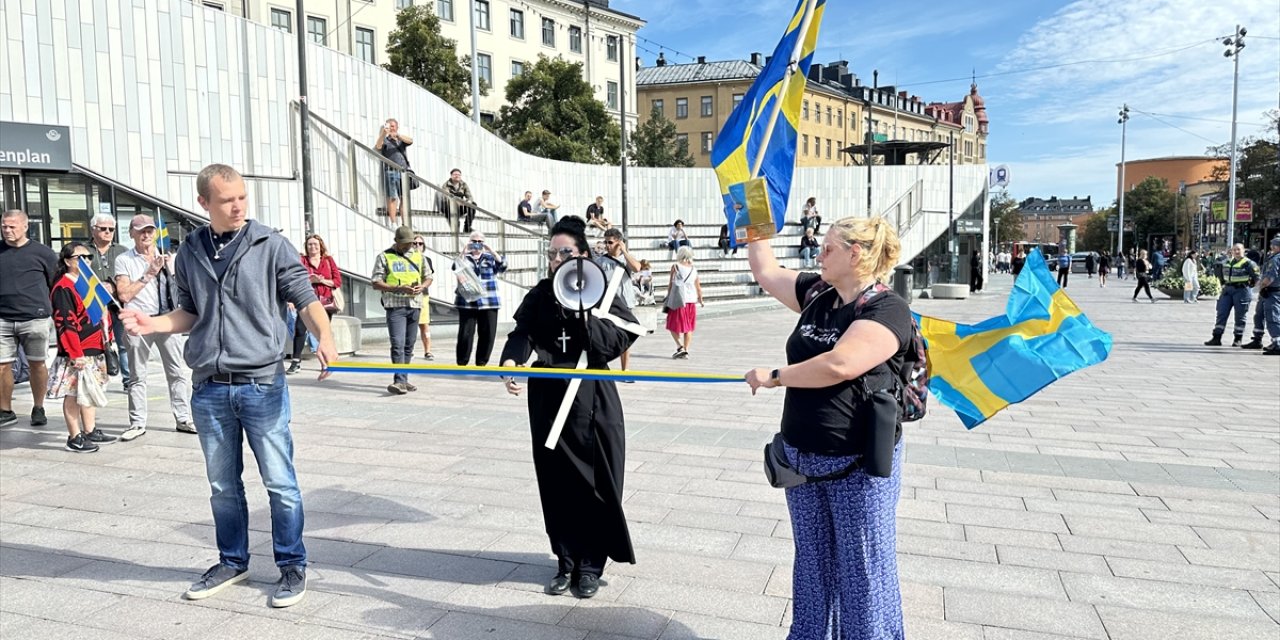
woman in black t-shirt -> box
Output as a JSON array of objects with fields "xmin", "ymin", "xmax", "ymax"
[{"xmin": 744, "ymin": 216, "xmax": 911, "ymax": 640}]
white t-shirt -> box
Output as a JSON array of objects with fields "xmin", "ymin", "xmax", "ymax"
[
  {"xmin": 673, "ymin": 263, "xmax": 697, "ymax": 302},
  {"xmin": 114, "ymin": 248, "xmax": 173, "ymax": 314}
]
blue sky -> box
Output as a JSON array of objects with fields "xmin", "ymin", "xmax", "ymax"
[{"xmin": 612, "ymin": 0, "xmax": 1279, "ymax": 207}]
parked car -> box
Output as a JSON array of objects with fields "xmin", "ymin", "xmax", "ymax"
[{"xmin": 1070, "ymin": 252, "xmax": 1099, "ymax": 273}]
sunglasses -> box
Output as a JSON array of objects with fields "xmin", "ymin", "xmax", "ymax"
[
  {"xmin": 546, "ymin": 247, "xmax": 577, "ymax": 260},
  {"xmin": 412, "ymin": 241, "xmax": 425, "ymax": 246},
  {"xmin": 72, "ymin": 253, "xmax": 91, "ymax": 259},
  {"xmin": 94, "ymin": 226, "xmax": 115, "ymax": 231}
]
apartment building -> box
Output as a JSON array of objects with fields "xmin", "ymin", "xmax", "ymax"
[
  {"xmin": 1017, "ymin": 196, "xmax": 1095, "ymax": 243},
  {"xmin": 199, "ymin": 0, "xmax": 643, "ymax": 125},
  {"xmin": 635, "ymin": 55, "xmax": 989, "ymax": 169}
]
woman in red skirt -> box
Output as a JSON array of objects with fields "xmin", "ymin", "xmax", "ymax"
[{"xmin": 664, "ymin": 246, "xmax": 704, "ymax": 358}]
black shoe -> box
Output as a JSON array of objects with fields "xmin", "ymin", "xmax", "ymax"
[
  {"xmin": 1204, "ymin": 336, "xmax": 1222, "ymax": 346},
  {"xmin": 576, "ymin": 574, "xmax": 600, "ymax": 598},
  {"xmin": 184, "ymin": 563, "xmax": 248, "ymax": 600},
  {"xmin": 30, "ymin": 407, "xmax": 47, "ymax": 426},
  {"xmin": 0, "ymin": 409, "xmax": 16, "ymax": 427},
  {"xmin": 65, "ymin": 433, "xmax": 99, "ymax": 453},
  {"xmin": 286, "ymin": 360, "xmax": 302, "ymax": 375},
  {"xmin": 1241, "ymin": 338, "xmax": 1263, "ymax": 350},
  {"xmin": 1263, "ymin": 345, "xmax": 1280, "ymax": 355},
  {"xmin": 271, "ymin": 565, "xmax": 307, "ymax": 608},
  {"xmin": 1231, "ymin": 337, "xmax": 1243, "ymax": 347},
  {"xmin": 545, "ymin": 573, "xmax": 571, "ymax": 596},
  {"xmin": 83, "ymin": 429, "xmax": 117, "ymax": 445}
]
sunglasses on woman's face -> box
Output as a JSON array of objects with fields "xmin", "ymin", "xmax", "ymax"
[
  {"xmin": 547, "ymin": 247, "xmax": 577, "ymax": 260},
  {"xmin": 412, "ymin": 241, "xmax": 425, "ymax": 246},
  {"xmin": 72, "ymin": 253, "xmax": 91, "ymax": 259}
]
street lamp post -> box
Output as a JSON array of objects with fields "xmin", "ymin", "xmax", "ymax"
[
  {"xmin": 296, "ymin": 0, "xmax": 315, "ymax": 237},
  {"xmin": 469, "ymin": 0, "xmax": 481, "ymax": 125},
  {"xmin": 1223, "ymin": 25, "xmax": 1246, "ymax": 249},
  {"xmin": 1116, "ymin": 104, "xmax": 1129, "ymax": 261}
]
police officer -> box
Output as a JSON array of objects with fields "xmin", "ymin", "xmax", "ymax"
[
  {"xmin": 1241, "ymin": 236, "xmax": 1280, "ymax": 355},
  {"xmin": 1204, "ymin": 243, "xmax": 1259, "ymax": 347},
  {"xmin": 371, "ymin": 226, "xmax": 425, "ymax": 394}
]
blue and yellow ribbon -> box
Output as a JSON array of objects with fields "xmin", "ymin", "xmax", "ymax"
[{"xmin": 325, "ymin": 362, "xmax": 744, "ymax": 384}]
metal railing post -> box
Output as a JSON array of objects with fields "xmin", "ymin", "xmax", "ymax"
[{"xmin": 348, "ymin": 139, "xmax": 358, "ymax": 211}]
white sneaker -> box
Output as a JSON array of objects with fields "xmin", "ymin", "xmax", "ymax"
[{"xmin": 119, "ymin": 426, "xmax": 146, "ymax": 442}]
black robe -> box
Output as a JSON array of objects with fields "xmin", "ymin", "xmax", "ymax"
[{"xmin": 500, "ymin": 280, "xmax": 641, "ymax": 572}]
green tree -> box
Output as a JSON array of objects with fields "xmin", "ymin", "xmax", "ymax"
[
  {"xmin": 990, "ymin": 190, "xmax": 1022, "ymax": 244},
  {"xmin": 383, "ymin": 5, "xmax": 483, "ymax": 115},
  {"xmin": 1080, "ymin": 207, "xmax": 1113, "ymax": 252},
  {"xmin": 1120, "ymin": 176, "xmax": 1177, "ymax": 251},
  {"xmin": 630, "ymin": 108, "xmax": 695, "ymax": 167},
  {"xmin": 1208, "ymin": 110, "xmax": 1279, "ymax": 228},
  {"xmin": 497, "ymin": 56, "xmax": 620, "ymax": 164}
]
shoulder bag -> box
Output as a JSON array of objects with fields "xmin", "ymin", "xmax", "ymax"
[{"xmin": 663, "ymin": 267, "xmax": 692, "ymax": 312}]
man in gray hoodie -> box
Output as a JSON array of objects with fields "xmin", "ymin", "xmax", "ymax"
[{"xmin": 121, "ymin": 163, "xmax": 336, "ymax": 609}]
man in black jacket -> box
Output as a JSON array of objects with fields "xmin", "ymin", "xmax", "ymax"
[{"xmin": 0, "ymin": 210, "xmax": 58, "ymax": 428}]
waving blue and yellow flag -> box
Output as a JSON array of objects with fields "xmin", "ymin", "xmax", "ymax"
[
  {"xmin": 916, "ymin": 250, "xmax": 1112, "ymax": 429},
  {"xmin": 155, "ymin": 213, "xmax": 171, "ymax": 253},
  {"xmin": 75, "ymin": 257, "xmax": 116, "ymax": 327},
  {"xmin": 711, "ymin": 0, "xmax": 824, "ymax": 245}
]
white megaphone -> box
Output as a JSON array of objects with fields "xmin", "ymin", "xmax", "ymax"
[{"xmin": 552, "ymin": 257, "xmax": 608, "ymax": 311}]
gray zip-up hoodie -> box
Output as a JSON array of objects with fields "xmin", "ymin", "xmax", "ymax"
[{"xmin": 174, "ymin": 220, "xmax": 317, "ymax": 384}]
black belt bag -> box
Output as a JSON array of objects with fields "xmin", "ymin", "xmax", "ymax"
[{"xmin": 763, "ymin": 388, "xmax": 903, "ymax": 488}]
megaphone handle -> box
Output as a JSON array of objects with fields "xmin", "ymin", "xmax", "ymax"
[{"xmin": 544, "ymin": 350, "xmax": 588, "ymax": 449}]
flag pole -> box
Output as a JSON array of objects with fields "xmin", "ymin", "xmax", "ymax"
[{"xmin": 747, "ymin": 0, "xmax": 819, "ymax": 180}]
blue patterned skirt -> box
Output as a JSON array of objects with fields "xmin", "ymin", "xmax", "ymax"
[{"xmin": 784, "ymin": 442, "xmax": 904, "ymax": 640}]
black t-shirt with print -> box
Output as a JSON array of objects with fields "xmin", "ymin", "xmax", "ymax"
[{"xmin": 781, "ymin": 272, "xmax": 912, "ymax": 456}]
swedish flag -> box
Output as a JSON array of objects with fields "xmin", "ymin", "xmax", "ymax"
[
  {"xmin": 75, "ymin": 257, "xmax": 116, "ymax": 327},
  {"xmin": 711, "ymin": 0, "xmax": 824, "ymax": 245},
  {"xmin": 155, "ymin": 213, "xmax": 171, "ymax": 253},
  {"xmin": 916, "ymin": 250, "xmax": 1113, "ymax": 429}
]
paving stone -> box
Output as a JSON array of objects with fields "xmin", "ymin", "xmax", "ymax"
[
  {"xmin": 964, "ymin": 525, "xmax": 1061, "ymax": 550},
  {"xmin": 946, "ymin": 504, "xmax": 1068, "ymax": 534},
  {"xmin": 1106, "ymin": 557, "xmax": 1278, "ymax": 592},
  {"xmin": 898, "ymin": 534, "xmax": 997, "ymax": 563},
  {"xmin": 1057, "ymin": 536, "xmax": 1186, "ymax": 563},
  {"xmin": 353, "ymin": 547, "xmax": 517, "ymax": 585},
  {"xmin": 1178, "ymin": 546, "xmax": 1280, "ymax": 571},
  {"xmin": 1061, "ymin": 573, "xmax": 1271, "ymax": 621},
  {"xmin": 603, "ymin": 548, "xmax": 774, "ymax": 595},
  {"xmin": 1094, "ymin": 605, "xmax": 1280, "ymax": 640},
  {"xmin": 559, "ymin": 600, "xmax": 671, "ymax": 639},
  {"xmin": 615, "ymin": 578, "xmax": 788, "ymax": 626},
  {"xmin": 996, "ymin": 545, "xmax": 1111, "ymax": 575},
  {"xmin": 658, "ymin": 611, "xmax": 787, "ymax": 639},
  {"xmin": 1062, "ymin": 515, "xmax": 1204, "ymax": 547},
  {"xmin": 897, "ymin": 555, "xmax": 1065, "ymax": 598},
  {"xmin": 901, "ymin": 616, "xmax": 985, "ymax": 640},
  {"xmin": 943, "ymin": 588, "xmax": 1107, "ymax": 639}
]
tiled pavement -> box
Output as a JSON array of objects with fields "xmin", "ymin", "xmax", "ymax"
[{"xmin": 2, "ymin": 272, "xmax": 1277, "ymax": 639}]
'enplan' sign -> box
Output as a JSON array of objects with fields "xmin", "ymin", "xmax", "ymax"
[{"xmin": 0, "ymin": 121, "xmax": 72, "ymax": 171}]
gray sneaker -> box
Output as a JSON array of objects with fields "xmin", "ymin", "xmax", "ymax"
[
  {"xmin": 184, "ymin": 563, "xmax": 248, "ymax": 600},
  {"xmin": 0, "ymin": 410, "xmax": 16, "ymax": 427},
  {"xmin": 119, "ymin": 426, "xmax": 146, "ymax": 442},
  {"xmin": 176, "ymin": 421, "xmax": 197, "ymax": 434},
  {"xmin": 270, "ymin": 565, "xmax": 307, "ymax": 608}
]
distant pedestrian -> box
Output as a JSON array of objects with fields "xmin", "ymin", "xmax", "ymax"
[
  {"xmin": 1011, "ymin": 251, "xmax": 1026, "ymax": 276},
  {"xmin": 454, "ymin": 231, "xmax": 507, "ymax": 366},
  {"xmin": 718, "ymin": 224, "xmax": 738, "ymax": 258},
  {"xmin": 1132, "ymin": 249, "xmax": 1154, "ymax": 303},
  {"xmin": 801, "ymin": 197, "xmax": 821, "ymax": 233},
  {"xmin": 372, "ymin": 226, "xmax": 426, "ymax": 394},
  {"xmin": 122, "ymin": 163, "xmax": 337, "ymax": 609},
  {"xmin": 1056, "ymin": 252, "xmax": 1071, "ymax": 288},
  {"xmin": 1204, "ymin": 244, "xmax": 1258, "ymax": 346},
  {"xmin": 444, "ymin": 168, "xmax": 477, "ymax": 233},
  {"xmin": 412, "ymin": 235, "xmax": 436, "ymax": 360},
  {"xmin": 1098, "ymin": 250, "xmax": 1110, "ymax": 287},
  {"xmin": 969, "ymin": 250, "xmax": 984, "ymax": 292},
  {"xmin": 1241, "ymin": 237, "xmax": 1280, "ymax": 354},
  {"xmin": 0, "ymin": 209, "xmax": 58, "ymax": 428},
  {"xmin": 1151, "ymin": 249, "xmax": 1167, "ymax": 281},
  {"xmin": 665, "ymin": 246, "xmax": 703, "ymax": 359},
  {"xmin": 86, "ymin": 212, "xmax": 131, "ymax": 387},
  {"xmin": 799, "ymin": 227, "xmax": 819, "ymax": 268},
  {"xmin": 115, "ymin": 214, "xmax": 195, "ymax": 439},
  {"xmin": 376, "ymin": 118, "xmax": 413, "ymax": 227},
  {"xmin": 1180, "ymin": 250, "xmax": 1200, "ymax": 304},
  {"xmin": 47, "ymin": 242, "xmax": 116, "ymax": 452},
  {"xmin": 1085, "ymin": 252, "xmax": 1096, "ymax": 277},
  {"xmin": 287, "ymin": 235, "xmax": 341, "ymax": 374}
]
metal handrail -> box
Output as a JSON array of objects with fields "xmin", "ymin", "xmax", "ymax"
[{"xmin": 886, "ymin": 179, "xmax": 924, "ymax": 235}]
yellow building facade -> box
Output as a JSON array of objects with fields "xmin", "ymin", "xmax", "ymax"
[{"xmin": 636, "ymin": 57, "xmax": 988, "ymax": 168}]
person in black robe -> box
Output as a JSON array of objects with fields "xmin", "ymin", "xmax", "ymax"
[{"xmin": 499, "ymin": 216, "xmax": 640, "ymax": 599}]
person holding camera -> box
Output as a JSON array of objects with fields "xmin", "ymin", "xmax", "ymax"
[
  {"xmin": 743, "ymin": 216, "xmax": 914, "ymax": 640},
  {"xmin": 454, "ymin": 231, "xmax": 507, "ymax": 366},
  {"xmin": 376, "ymin": 119, "xmax": 413, "ymax": 227},
  {"xmin": 371, "ymin": 226, "xmax": 425, "ymax": 395}
]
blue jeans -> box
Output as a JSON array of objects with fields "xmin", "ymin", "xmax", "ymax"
[
  {"xmin": 192, "ymin": 374, "xmax": 305, "ymax": 569},
  {"xmin": 1213, "ymin": 285, "xmax": 1254, "ymax": 338},
  {"xmin": 668, "ymin": 239, "xmax": 691, "ymax": 251},
  {"xmin": 1252, "ymin": 290, "xmax": 1280, "ymax": 342},
  {"xmin": 386, "ymin": 307, "xmax": 419, "ymax": 384},
  {"xmin": 800, "ymin": 246, "xmax": 819, "ymax": 266},
  {"xmin": 111, "ymin": 310, "xmax": 130, "ymax": 384}
]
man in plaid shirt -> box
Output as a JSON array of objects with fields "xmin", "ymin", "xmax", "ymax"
[{"xmin": 453, "ymin": 231, "xmax": 507, "ymax": 366}]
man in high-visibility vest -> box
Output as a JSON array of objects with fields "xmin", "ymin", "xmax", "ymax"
[
  {"xmin": 1241, "ymin": 236, "xmax": 1280, "ymax": 355},
  {"xmin": 1204, "ymin": 243, "xmax": 1259, "ymax": 347},
  {"xmin": 372, "ymin": 226, "xmax": 426, "ymax": 394}
]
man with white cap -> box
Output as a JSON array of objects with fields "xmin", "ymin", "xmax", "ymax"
[{"xmin": 114, "ymin": 213, "xmax": 195, "ymax": 439}]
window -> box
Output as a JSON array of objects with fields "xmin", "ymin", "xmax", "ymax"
[
  {"xmin": 802, "ymin": 134, "xmax": 809, "ymax": 155},
  {"xmin": 396, "ymin": 0, "xmax": 413, "ymax": 10},
  {"xmin": 836, "ymin": 109, "xmax": 842, "ymax": 128},
  {"xmin": 270, "ymin": 8, "xmax": 291, "ymax": 32},
  {"xmin": 542, "ymin": 18, "xmax": 555, "ymax": 46},
  {"xmin": 675, "ymin": 97, "xmax": 688, "ymax": 119},
  {"xmin": 607, "ymin": 81, "xmax": 618, "ymax": 110},
  {"xmin": 606, "ymin": 35, "xmax": 618, "ymax": 61},
  {"xmin": 355, "ymin": 28, "xmax": 375, "ymax": 63},
  {"xmin": 569, "ymin": 26, "xmax": 582, "ymax": 53},
  {"xmin": 733, "ymin": 93, "xmax": 744, "ymax": 109},
  {"xmin": 651, "ymin": 99, "xmax": 664, "ymax": 117},
  {"xmin": 306, "ymin": 16, "xmax": 326, "ymax": 46},
  {"xmin": 474, "ymin": 0, "xmax": 490, "ymax": 31},
  {"xmin": 437, "ymin": 0, "xmax": 453, "ymax": 21},
  {"xmin": 509, "ymin": 9, "xmax": 523, "ymax": 38},
  {"xmin": 826, "ymin": 106, "xmax": 832, "ymax": 125},
  {"xmin": 511, "ymin": 60, "xmax": 525, "ymax": 77},
  {"xmin": 675, "ymin": 133, "xmax": 689, "ymax": 150},
  {"xmin": 700, "ymin": 96, "xmax": 713, "ymax": 117},
  {"xmin": 802, "ymin": 100, "xmax": 809, "ymax": 120},
  {"xmin": 203, "ymin": 2, "xmax": 223, "ymax": 9},
  {"xmin": 701, "ymin": 132, "xmax": 713, "ymax": 153},
  {"xmin": 826, "ymin": 139, "xmax": 832, "ymax": 159},
  {"xmin": 477, "ymin": 53, "xmax": 492, "ymax": 87}
]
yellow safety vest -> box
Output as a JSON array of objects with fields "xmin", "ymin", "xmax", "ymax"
[
  {"xmin": 383, "ymin": 250, "xmax": 424, "ymax": 288},
  {"xmin": 1222, "ymin": 258, "xmax": 1254, "ymax": 284}
]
